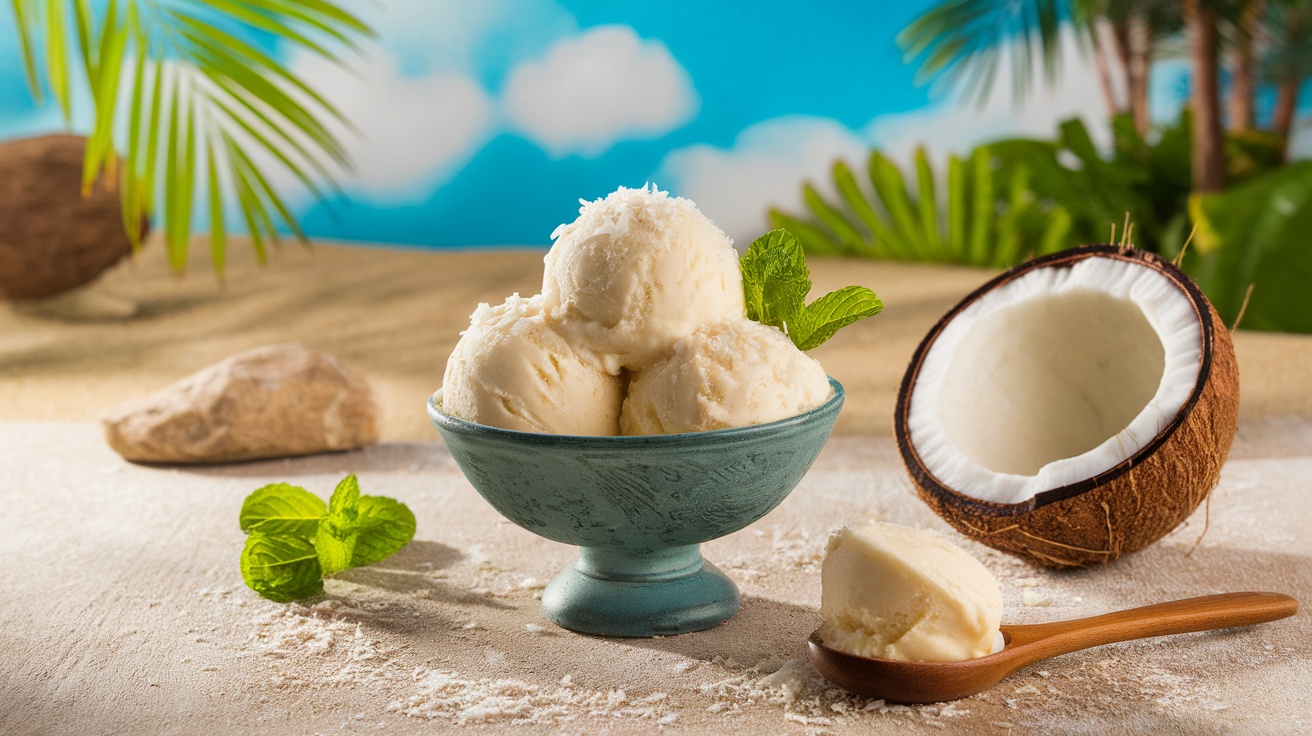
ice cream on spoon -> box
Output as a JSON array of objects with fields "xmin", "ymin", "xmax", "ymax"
[
  {"xmin": 819, "ymin": 521, "xmax": 1004, "ymax": 663},
  {"xmin": 811, "ymin": 521, "xmax": 1298, "ymax": 703}
]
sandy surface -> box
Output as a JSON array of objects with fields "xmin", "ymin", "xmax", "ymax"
[
  {"xmin": 3, "ymin": 239, "xmax": 1311, "ymax": 438},
  {"xmin": 2, "ymin": 422, "xmax": 1309, "ymax": 736},
  {"xmin": 2, "ymin": 240, "xmax": 1311, "ymax": 735}
]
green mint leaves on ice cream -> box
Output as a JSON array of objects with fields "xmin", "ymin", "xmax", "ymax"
[
  {"xmin": 239, "ymin": 474, "xmax": 416, "ymax": 602},
  {"xmin": 742, "ymin": 229, "xmax": 883, "ymax": 350}
]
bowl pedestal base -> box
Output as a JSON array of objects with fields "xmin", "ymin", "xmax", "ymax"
[{"xmin": 541, "ymin": 544, "xmax": 740, "ymax": 637}]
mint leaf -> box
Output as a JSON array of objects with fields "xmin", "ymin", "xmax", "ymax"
[
  {"xmin": 351, "ymin": 496, "xmax": 417, "ymax": 567},
  {"xmin": 741, "ymin": 228, "xmax": 882, "ymax": 350},
  {"xmin": 791, "ymin": 286, "xmax": 884, "ymax": 351},
  {"xmin": 239, "ymin": 483, "xmax": 327, "ymax": 537},
  {"xmin": 327, "ymin": 474, "xmax": 361, "ymax": 520},
  {"xmin": 238, "ymin": 474, "xmax": 416, "ymax": 601},
  {"xmin": 240, "ymin": 532, "xmax": 323, "ymax": 602},
  {"xmin": 742, "ymin": 229, "xmax": 810, "ymax": 329},
  {"xmin": 316, "ymin": 474, "xmax": 362, "ymax": 575}
]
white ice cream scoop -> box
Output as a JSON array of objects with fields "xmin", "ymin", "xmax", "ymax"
[
  {"xmin": 441, "ymin": 293, "xmax": 623, "ymax": 435},
  {"xmin": 620, "ymin": 319, "xmax": 831, "ymax": 435},
  {"xmin": 542, "ymin": 185, "xmax": 745, "ymax": 374}
]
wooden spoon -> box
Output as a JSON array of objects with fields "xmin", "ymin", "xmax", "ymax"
[{"xmin": 809, "ymin": 591, "xmax": 1297, "ymax": 705}]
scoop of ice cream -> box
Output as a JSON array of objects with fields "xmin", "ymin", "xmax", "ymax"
[
  {"xmin": 441, "ymin": 294, "xmax": 623, "ymax": 435},
  {"xmin": 620, "ymin": 319, "xmax": 831, "ymax": 435},
  {"xmin": 542, "ymin": 185, "xmax": 745, "ymax": 374},
  {"xmin": 818, "ymin": 522, "xmax": 1003, "ymax": 663}
]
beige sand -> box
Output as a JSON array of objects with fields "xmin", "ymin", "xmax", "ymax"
[
  {"xmin": 2, "ymin": 240, "xmax": 1310, "ymax": 735},
  {"xmin": 4, "ymin": 239, "xmax": 1309, "ymax": 437}
]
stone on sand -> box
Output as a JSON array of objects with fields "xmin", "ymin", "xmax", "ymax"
[{"xmin": 103, "ymin": 343, "xmax": 380, "ymax": 463}]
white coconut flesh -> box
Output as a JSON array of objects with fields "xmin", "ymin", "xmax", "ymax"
[{"xmin": 908, "ymin": 257, "xmax": 1204, "ymax": 506}]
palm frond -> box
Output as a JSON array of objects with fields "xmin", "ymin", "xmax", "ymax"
[
  {"xmin": 45, "ymin": 0, "xmax": 73, "ymax": 119},
  {"xmin": 772, "ymin": 142, "xmax": 1077, "ymax": 267},
  {"xmin": 5, "ymin": 0, "xmax": 372, "ymax": 276},
  {"xmin": 9, "ymin": 0, "xmax": 43, "ymax": 99},
  {"xmin": 898, "ymin": 0, "xmax": 1067, "ymax": 106}
]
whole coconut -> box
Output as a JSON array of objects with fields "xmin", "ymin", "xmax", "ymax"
[{"xmin": 0, "ymin": 134, "xmax": 139, "ymax": 301}]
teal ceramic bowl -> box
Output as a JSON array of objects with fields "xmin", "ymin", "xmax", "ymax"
[{"xmin": 427, "ymin": 378, "xmax": 844, "ymax": 637}]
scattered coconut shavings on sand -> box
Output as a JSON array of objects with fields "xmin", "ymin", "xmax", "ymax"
[
  {"xmin": 767, "ymin": 528, "xmax": 826, "ymax": 570},
  {"xmin": 395, "ymin": 669, "xmax": 675, "ymax": 725},
  {"xmin": 998, "ymin": 653, "xmax": 1230, "ymax": 726},
  {"xmin": 698, "ymin": 656, "xmax": 968, "ymax": 732},
  {"xmin": 1022, "ymin": 590, "xmax": 1051, "ymax": 607}
]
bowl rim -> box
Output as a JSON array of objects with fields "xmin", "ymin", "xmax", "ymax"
[{"xmin": 428, "ymin": 377, "xmax": 844, "ymax": 447}]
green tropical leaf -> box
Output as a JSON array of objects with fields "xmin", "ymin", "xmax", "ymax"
[
  {"xmin": 140, "ymin": 56, "xmax": 165, "ymax": 216},
  {"xmin": 248, "ymin": 0, "xmax": 374, "ymax": 49},
  {"xmin": 170, "ymin": 9, "xmax": 346, "ymax": 126},
  {"xmin": 72, "ymin": 0, "xmax": 94, "ymax": 83},
  {"xmin": 968, "ymin": 146, "xmax": 993, "ymax": 264},
  {"xmin": 4, "ymin": 0, "xmax": 372, "ymax": 279},
  {"xmin": 1187, "ymin": 162, "xmax": 1312, "ymax": 332},
  {"xmin": 914, "ymin": 147, "xmax": 940, "ymax": 257},
  {"xmin": 198, "ymin": 0, "xmax": 341, "ymax": 60},
  {"xmin": 45, "ymin": 0, "xmax": 72, "ymax": 120},
  {"xmin": 121, "ymin": 19, "xmax": 148, "ymax": 247},
  {"xmin": 898, "ymin": 0, "xmax": 1067, "ymax": 106},
  {"xmin": 766, "ymin": 209, "xmax": 843, "ymax": 256},
  {"xmin": 1038, "ymin": 206, "xmax": 1073, "ymax": 256},
  {"xmin": 946, "ymin": 153, "xmax": 967, "ymax": 257},
  {"xmin": 784, "ymin": 135, "xmax": 1078, "ymax": 267},
  {"xmin": 83, "ymin": 0, "xmax": 129, "ymax": 196},
  {"xmin": 830, "ymin": 160, "xmax": 889, "ymax": 257},
  {"xmin": 207, "ymin": 141, "xmax": 227, "ymax": 278},
  {"xmin": 867, "ymin": 151, "xmax": 924, "ymax": 250},
  {"xmin": 9, "ymin": 0, "xmax": 43, "ymax": 100},
  {"xmin": 802, "ymin": 183, "xmax": 866, "ymax": 255}
]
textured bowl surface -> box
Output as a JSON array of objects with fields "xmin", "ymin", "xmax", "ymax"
[{"xmin": 428, "ymin": 378, "xmax": 844, "ymax": 552}]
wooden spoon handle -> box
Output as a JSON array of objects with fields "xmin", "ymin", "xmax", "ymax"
[{"xmin": 1003, "ymin": 592, "xmax": 1298, "ymax": 664}]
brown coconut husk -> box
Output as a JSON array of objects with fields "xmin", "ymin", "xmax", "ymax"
[
  {"xmin": 0, "ymin": 134, "xmax": 139, "ymax": 301},
  {"xmin": 895, "ymin": 246, "xmax": 1240, "ymax": 569}
]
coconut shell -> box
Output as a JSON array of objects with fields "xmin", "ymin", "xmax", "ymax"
[
  {"xmin": 0, "ymin": 134, "xmax": 140, "ymax": 301},
  {"xmin": 895, "ymin": 246, "xmax": 1240, "ymax": 569}
]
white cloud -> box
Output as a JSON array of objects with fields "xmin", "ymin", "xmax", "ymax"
[
  {"xmin": 369, "ymin": 0, "xmax": 577, "ymax": 79},
  {"xmin": 655, "ymin": 116, "xmax": 870, "ymax": 247},
  {"xmin": 263, "ymin": 11, "xmax": 698, "ymax": 204},
  {"xmin": 657, "ymin": 24, "xmax": 1121, "ymax": 245},
  {"xmin": 502, "ymin": 25, "xmax": 698, "ymax": 158},
  {"xmin": 280, "ymin": 49, "xmax": 495, "ymax": 204}
]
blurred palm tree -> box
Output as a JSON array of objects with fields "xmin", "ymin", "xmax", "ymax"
[
  {"xmin": 899, "ymin": 0, "xmax": 1310, "ymax": 193},
  {"xmin": 6, "ymin": 0, "xmax": 373, "ymax": 280},
  {"xmin": 1262, "ymin": 0, "xmax": 1312, "ymax": 157}
]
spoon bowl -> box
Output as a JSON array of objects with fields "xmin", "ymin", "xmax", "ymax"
[{"xmin": 809, "ymin": 591, "xmax": 1297, "ymax": 704}]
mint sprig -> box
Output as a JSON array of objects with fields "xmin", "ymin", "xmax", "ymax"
[
  {"xmin": 742, "ymin": 229, "xmax": 883, "ymax": 349},
  {"xmin": 238, "ymin": 474, "xmax": 417, "ymax": 602}
]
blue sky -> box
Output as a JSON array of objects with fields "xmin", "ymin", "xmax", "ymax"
[{"xmin": 1, "ymin": 1, "xmax": 1300, "ymax": 249}]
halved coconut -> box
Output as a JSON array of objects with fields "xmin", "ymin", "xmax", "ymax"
[{"xmin": 895, "ymin": 246, "xmax": 1239, "ymax": 568}]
